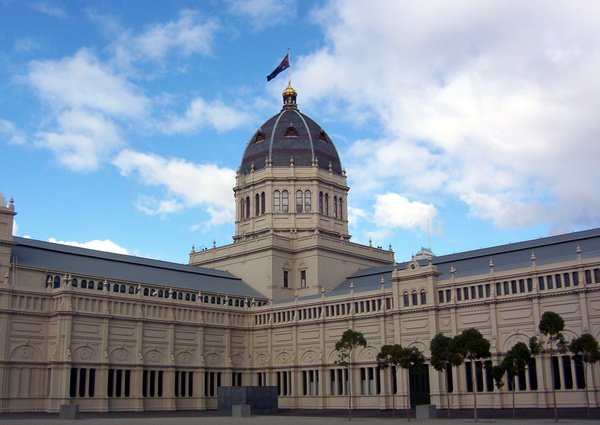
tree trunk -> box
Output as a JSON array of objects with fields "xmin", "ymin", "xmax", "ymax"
[
  {"xmin": 549, "ymin": 353, "xmax": 558, "ymax": 423},
  {"xmin": 406, "ymin": 369, "xmax": 411, "ymax": 422},
  {"xmin": 446, "ymin": 366, "xmax": 451, "ymax": 419},
  {"xmin": 584, "ymin": 363, "xmax": 591, "ymax": 420},
  {"xmin": 472, "ymin": 361, "xmax": 478, "ymax": 422},
  {"xmin": 391, "ymin": 369, "xmax": 396, "ymax": 419},
  {"xmin": 348, "ymin": 364, "xmax": 352, "ymax": 421}
]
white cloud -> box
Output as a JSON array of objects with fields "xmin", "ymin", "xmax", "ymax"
[
  {"xmin": 30, "ymin": 2, "xmax": 67, "ymax": 19},
  {"xmin": 161, "ymin": 97, "xmax": 252, "ymax": 134},
  {"xmin": 0, "ymin": 119, "xmax": 27, "ymax": 145},
  {"xmin": 34, "ymin": 110, "xmax": 122, "ymax": 171},
  {"xmin": 28, "ymin": 48, "xmax": 149, "ymax": 118},
  {"xmin": 114, "ymin": 9, "xmax": 219, "ymax": 65},
  {"xmin": 227, "ymin": 0, "xmax": 297, "ymax": 28},
  {"xmin": 48, "ymin": 238, "xmax": 128, "ymax": 255},
  {"xmin": 297, "ymin": 0, "xmax": 600, "ymax": 231},
  {"xmin": 112, "ymin": 149, "xmax": 236, "ymax": 224},
  {"xmin": 373, "ymin": 193, "xmax": 438, "ymax": 232}
]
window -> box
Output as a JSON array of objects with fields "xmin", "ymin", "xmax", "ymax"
[
  {"xmin": 241, "ymin": 199, "xmax": 245, "ymax": 219},
  {"xmin": 255, "ymin": 193, "xmax": 260, "ymax": 216},
  {"xmin": 463, "ymin": 287, "xmax": 469, "ymax": 300},
  {"xmin": 528, "ymin": 358, "xmax": 538, "ymax": 390},
  {"xmin": 232, "ymin": 372, "xmax": 242, "ymax": 387},
  {"xmin": 547, "ymin": 275, "xmax": 554, "ymax": 289},
  {"xmin": 296, "ymin": 190, "xmax": 303, "ymax": 213},
  {"xmin": 338, "ymin": 197, "xmax": 343, "ymax": 219},
  {"xmin": 595, "ymin": 268, "xmax": 600, "ymax": 283},
  {"xmin": 478, "ymin": 285, "xmax": 484, "ymax": 298},
  {"xmin": 204, "ymin": 371, "xmax": 221, "ymax": 397},
  {"xmin": 360, "ymin": 367, "xmax": 380, "ymax": 395},
  {"xmin": 555, "ymin": 274, "xmax": 562, "ymax": 288},
  {"xmin": 324, "ymin": 194, "xmax": 329, "ymax": 215},
  {"xmin": 319, "ymin": 192, "xmax": 323, "ymax": 214},
  {"xmin": 527, "ymin": 278, "xmax": 533, "ymax": 292},
  {"xmin": 257, "ymin": 372, "xmax": 266, "ymax": 386},
  {"xmin": 438, "ymin": 291, "xmax": 444, "ymax": 303},
  {"xmin": 403, "ymin": 293, "xmax": 410, "ymax": 307},
  {"xmin": 333, "ymin": 196, "xmax": 338, "ymax": 217},
  {"xmin": 300, "ymin": 270, "xmax": 307, "ymax": 288},
  {"xmin": 511, "ymin": 280, "xmax": 517, "ymax": 293},
  {"xmin": 142, "ymin": 370, "xmax": 164, "ymax": 398},
  {"xmin": 496, "ymin": 282, "xmax": 502, "ymax": 295},
  {"xmin": 175, "ymin": 371, "xmax": 194, "ymax": 397},
  {"xmin": 412, "ymin": 292, "xmax": 418, "ymax": 306},
  {"xmin": 302, "ymin": 370, "xmax": 319, "ymax": 396},
  {"xmin": 585, "ymin": 269, "xmax": 592, "ymax": 284},
  {"xmin": 456, "ymin": 289, "xmax": 462, "ymax": 301},
  {"xmin": 503, "ymin": 281, "xmax": 509, "ymax": 294},
  {"xmin": 330, "ymin": 368, "xmax": 348, "ymax": 395},
  {"xmin": 573, "ymin": 271, "xmax": 579, "ymax": 286},
  {"xmin": 485, "ymin": 284, "xmax": 491, "ymax": 297},
  {"xmin": 519, "ymin": 279, "xmax": 525, "ymax": 293},
  {"xmin": 445, "ymin": 289, "xmax": 451, "ymax": 302},
  {"xmin": 70, "ymin": 368, "xmax": 95, "ymax": 398},
  {"xmin": 564, "ymin": 273, "xmax": 571, "ymax": 287},
  {"xmin": 282, "ymin": 190, "xmax": 289, "ymax": 212},
  {"xmin": 108, "ymin": 369, "xmax": 131, "ymax": 398},
  {"xmin": 538, "ymin": 276, "xmax": 545, "ymax": 290},
  {"xmin": 245, "ymin": 196, "xmax": 250, "ymax": 218},
  {"xmin": 277, "ymin": 371, "xmax": 292, "ymax": 396},
  {"xmin": 304, "ymin": 190, "xmax": 311, "ymax": 212},
  {"xmin": 562, "ymin": 356, "xmax": 573, "ymax": 389},
  {"xmin": 261, "ymin": 192, "xmax": 266, "ymax": 214},
  {"xmin": 420, "ymin": 290, "xmax": 427, "ymax": 305},
  {"xmin": 283, "ymin": 270, "xmax": 289, "ymax": 288},
  {"xmin": 574, "ymin": 356, "xmax": 586, "ymax": 389},
  {"xmin": 274, "ymin": 190, "xmax": 280, "ymax": 212}
]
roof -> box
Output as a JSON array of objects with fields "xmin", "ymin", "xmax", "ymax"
[
  {"xmin": 240, "ymin": 106, "xmax": 343, "ymax": 175},
  {"xmin": 332, "ymin": 228, "xmax": 600, "ymax": 294},
  {"xmin": 12, "ymin": 237, "xmax": 266, "ymax": 298}
]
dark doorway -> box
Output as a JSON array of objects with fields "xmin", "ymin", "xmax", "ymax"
[{"xmin": 409, "ymin": 364, "xmax": 430, "ymax": 408}]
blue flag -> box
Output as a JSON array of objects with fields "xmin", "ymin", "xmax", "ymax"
[{"xmin": 267, "ymin": 54, "xmax": 290, "ymax": 81}]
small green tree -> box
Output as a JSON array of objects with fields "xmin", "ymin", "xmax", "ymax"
[
  {"xmin": 430, "ymin": 333, "xmax": 453, "ymax": 419},
  {"xmin": 490, "ymin": 364, "xmax": 505, "ymax": 390},
  {"xmin": 570, "ymin": 333, "xmax": 600, "ymax": 420},
  {"xmin": 335, "ymin": 329, "xmax": 367, "ymax": 421},
  {"xmin": 449, "ymin": 328, "xmax": 491, "ymax": 422},
  {"xmin": 398, "ymin": 346, "xmax": 426, "ymax": 421},
  {"xmin": 501, "ymin": 342, "xmax": 532, "ymax": 419},
  {"xmin": 531, "ymin": 311, "xmax": 567, "ymax": 423},
  {"xmin": 376, "ymin": 344, "xmax": 402, "ymax": 418}
]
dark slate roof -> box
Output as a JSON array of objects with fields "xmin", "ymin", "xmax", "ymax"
[
  {"xmin": 12, "ymin": 237, "xmax": 265, "ymax": 298},
  {"xmin": 240, "ymin": 107, "xmax": 343, "ymax": 175},
  {"xmin": 332, "ymin": 228, "xmax": 600, "ymax": 294}
]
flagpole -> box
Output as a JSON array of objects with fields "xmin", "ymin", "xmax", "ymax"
[{"xmin": 288, "ymin": 47, "xmax": 291, "ymax": 84}]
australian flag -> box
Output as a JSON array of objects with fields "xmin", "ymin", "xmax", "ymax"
[{"xmin": 266, "ymin": 54, "xmax": 290, "ymax": 81}]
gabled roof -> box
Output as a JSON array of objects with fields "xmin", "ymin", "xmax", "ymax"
[{"xmin": 12, "ymin": 237, "xmax": 266, "ymax": 298}]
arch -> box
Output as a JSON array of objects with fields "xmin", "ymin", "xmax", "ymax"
[
  {"xmin": 10, "ymin": 344, "xmax": 40, "ymax": 362},
  {"xmin": 109, "ymin": 347, "xmax": 132, "ymax": 364},
  {"xmin": 113, "ymin": 284, "xmax": 120, "ymax": 292},
  {"xmin": 296, "ymin": 190, "xmax": 303, "ymax": 213},
  {"xmin": 128, "ymin": 285, "xmax": 134, "ymax": 294},
  {"xmin": 143, "ymin": 349, "xmax": 164, "ymax": 365},
  {"xmin": 304, "ymin": 190, "xmax": 311, "ymax": 212},
  {"xmin": 175, "ymin": 351, "xmax": 194, "ymax": 366},
  {"xmin": 275, "ymin": 351, "xmax": 292, "ymax": 366},
  {"xmin": 273, "ymin": 190, "xmax": 280, "ymax": 212},
  {"xmin": 245, "ymin": 196, "xmax": 250, "ymax": 218},
  {"xmin": 282, "ymin": 190, "xmax": 289, "ymax": 213},
  {"xmin": 261, "ymin": 192, "xmax": 266, "ymax": 214},
  {"xmin": 72, "ymin": 346, "xmax": 97, "ymax": 362},
  {"xmin": 205, "ymin": 352, "xmax": 222, "ymax": 367},
  {"xmin": 357, "ymin": 346, "xmax": 379, "ymax": 362},
  {"xmin": 300, "ymin": 350, "xmax": 319, "ymax": 365},
  {"xmin": 501, "ymin": 332, "xmax": 531, "ymax": 352},
  {"xmin": 81, "ymin": 279, "xmax": 88, "ymax": 289},
  {"xmin": 255, "ymin": 193, "xmax": 260, "ymax": 216}
]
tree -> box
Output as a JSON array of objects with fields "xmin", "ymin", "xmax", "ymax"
[
  {"xmin": 334, "ymin": 329, "xmax": 367, "ymax": 421},
  {"xmin": 430, "ymin": 333, "xmax": 453, "ymax": 419},
  {"xmin": 569, "ymin": 333, "xmax": 600, "ymax": 420},
  {"xmin": 376, "ymin": 344, "xmax": 402, "ymax": 418},
  {"xmin": 501, "ymin": 342, "xmax": 533, "ymax": 419},
  {"xmin": 449, "ymin": 328, "xmax": 491, "ymax": 422},
  {"xmin": 531, "ymin": 311, "xmax": 568, "ymax": 423}
]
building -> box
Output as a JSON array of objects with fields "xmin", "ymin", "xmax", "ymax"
[{"xmin": 1, "ymin": 86, "xmax": 600, "ymax": 413}]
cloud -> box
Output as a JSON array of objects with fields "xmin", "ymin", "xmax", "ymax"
[
  {"xmin": 34, "ymin": 110, "xmax": 122, "ymax": 171},
  {"xmin": 30, "ymin": 2, "xmax": 67, "ymax": 19},
  {"xmin": 297, "ymin": 0, "xmax": 600, "ymax": 231},
  {"xmin": 28, "ymin": 48, "xmax": 149, "ymax": 117},
  {"xmin": 48, "ymin": 238, "xmax": 128, "ymax": 255},
  {"xmin": 161, "ymin": 97, "xmax": 253, "ymax": 134},
  {"xmin": 113, "ymin": 9, "xmax": 219, "ymax": 65},
  {"xmin": 0, "ymin": 119, "xmax": 27, "ymax": 145},
  {"xmin": 112, "ymin": 149, "xmax": 236, "ymax": 224},
  {"xmin": 373, "ymin": 193, "xmax": 438, "ymax": 232},
  {"xmin": 227, "ymin": 0, "xmax": 297, "ymax": 28}
]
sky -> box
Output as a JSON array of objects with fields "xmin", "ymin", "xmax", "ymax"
[{"xmin": 1, "ymin": 0, "xmax": 599, "ymax": 266}]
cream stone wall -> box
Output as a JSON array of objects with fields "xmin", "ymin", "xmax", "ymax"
[{"xmin": 2, "ymin": 248, "xmax": 600, "ymax": 413}]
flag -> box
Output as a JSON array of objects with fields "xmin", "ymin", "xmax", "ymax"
[{"xmin": 266, "ymin": 54, "xmax": 290, "ymax": 81}]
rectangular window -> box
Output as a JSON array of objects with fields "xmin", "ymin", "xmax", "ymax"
[
  {"xmin": 456, "ymin": 289, "xmax": 462, "ymax": 301},
  {"xmin": 475, "ymin": 361, "xmax": 484, "ymax": 392},
  {"xmin": 496, "ymin": 282, "xmax": 502, "ymax": 295},
  {"xmin": 574, "ymin": 356, "xmax": 586, "ymax": 389},
  {"xmin": 466, "ymin": 362, "xmax": 473, "ymax": 392},
  {"xmin": 511, "ymin": 280, "xmax": 517, "ymax": 294},
  {"xmin": 412, "ymin": 292, "xmax": 418, "ymax": 305},
  {"xmin": 555, "ymin": 274, "xmax": 562, "ymax": 288},
  {"xmin": 552, "ymin": 357, "xmax": 561, "ymax": 389},
  {"xmin": 274, "ymin": 191, "xmax": 280, "ymax": 212},
  {"xmin": 438, "ymin": 291, "xmax": 444, "ymax": 303},
  {"xmin": 528, "ymin": 359, "xmax": 538, "ymax": 390},
  {"xmin": 445, "ymin": 365, "xmax": 453, "ymax": 393},
  {"xmin": 478, "ymin": 285, "xmax": 484, "ymax": 298},
  {"xmin": 519, "ymin": 279, "xmax": 525, "ymax": 293},
  {"xmin": 485, "ymin": 284, "xmax": 491, "ymax": 297},
  {"xmin": 485, "ymin": 360, "xmax": 493, "ymax": 392},
  {"xmin": 595, "ymin": 268, "xmax": 600, "ymax": 283},
  {"xmin": 562, "ymin": 356, "xmax": 573, "ymax": 389},
  {"xmin": 538, "ymin": 276, "xmax": 545, "ymax": 290},
  {"xmin": 282, "ymin": 191, "xmax": 289, "ymax": 213},
  {"xmin": 504, "ymin": 281, "xmax": 510, "ymax": 294},
  {"xmin": 527, "ymin": 278, "xmax": 533, "ymax": 292},
  {"xmin": 296, "ymin": 190, "xmax": 303, "ymax": 213},
  {"xmin": 446, "ymin": 289, "xmax": 451, "ymax": 302},
  {"xmin": 547, "ymin": 275, "xmax": 554, "ymax": 289},
  {"xmin": 420, "ymin": 291, "xmax": 427, "ymax": 305},
  {"xmin": 471, "ymin": 286, "xmax": 476, "ymax": 299},
  {"xmin": 563, "ymin": 273, "xmax": 571, "ymax": 287},
  {"xmin": 300, "ymin": 270, "xmax": 307, "ymax": 288},
  {"xmin": 463, "ymin": 287, "xmax": 469, "ymax": 300},
  {"xmin": 304, "ymin": 191, "xmax": 311, "ymax": 212},
  {"xmin": 573, "ymin": 271, "xmax": 579, "ymax": 286},
  {"xmin": 283, "ymin": 270, "xmax": 289, "ymax": 288}
]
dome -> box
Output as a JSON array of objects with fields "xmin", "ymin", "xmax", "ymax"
[{"xmin": 240, "ymin": 86, "xmax": 343, "ymax": 175}]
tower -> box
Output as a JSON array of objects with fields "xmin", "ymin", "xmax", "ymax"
[
  {"xmin": 0, "ymin": 193, "xmax": 16, "ymax": 286},
  {"xmin": 189, "ymin": 86, "xmax": 394, "ymax": 299}
]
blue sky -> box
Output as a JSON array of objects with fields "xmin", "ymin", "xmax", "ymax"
[{"xmin": 1, "ymin": 0, "xmax": 599, "ymax": 265}]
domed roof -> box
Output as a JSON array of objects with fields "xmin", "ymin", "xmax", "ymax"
[{"xmin": 240, "ymin": 86, "xmax": 343, "ymax": 175}]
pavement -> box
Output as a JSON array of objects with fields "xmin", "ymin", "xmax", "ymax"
[{"xmin": 1, "ymin": 409, "xmax": 600, "ymax": 425}]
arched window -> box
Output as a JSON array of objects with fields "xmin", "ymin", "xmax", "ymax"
[
  {"xmin": 255, "ymin": 193, "xmax": 260, "ymax": 216},
  {"xmin": 339, "ymin": 197, "xmax": 343, "ymax": 219},
  {"xmin": 81, "ymin": 279, "xmax": 88, "ymax": 289},
  {"xmin": 274, "ymin": 190, "xmax": 280, "ymax": 212},
  {"xmin": 97, "ymin": 281, "xmax": 104, "ymax": 291},
  {"xmin": 88, "ymin": 280, "xmax": 95, "ymax": 290},
  {"xmin": 203, "ymin": 295, "xmax": 209, "ymax": 303},
  {"xmin": 191, "ymin": 294, "xmax": 196, "ymax": 302},
  {"xmin": 128, "ymin": 286, "xmax": 135, "ymax": 294},
  {"xmin": 420, "ymin": 290, "xmax": 427, "ymax": 305},
  {"xmin": 412, "ymin": 292, "xmax": 418, "ymax": 306},
  {"xmin": 158, "ymin": 289, "xmax": 163, "ymax": 297},
  {"xmin": 403, "ymin": 292, "xmax": 409, "ymax": 307},
  {"xmin": 113, "ymin": 284, "xmax": 120, "ymax": 292},
  {"xmin": 53, "ymin": 276, "xmax": 61, "ymax": 289},
  {"xmin": 120, "ymin": 285, "xmax": 126, "ymax": 293},
  {"xmin": 261, "ymin": 192, "xmax": 266, "ymax": 214},
  {"xmin": 185, "ymin": 293, "xmax": 191, "ymax": 301},
  {"xmin": 296, "ymin": 190, "xmax": 303, "ymax": 213},
  {"xmin": 245, "ymin": 196, "xmax": 250, "ymax": 218},
  {"xmin": 334, "ymin": 196, "xmax": 338, "ymax": 217},
  {"xmin": 319, "ymin": 192, "xmax": 323, "ymax": 214},
  {"xmin": 71, "ymin": 278, "xmax": 78, "ymax": 287},
  {"xmin": 324, "ymin": 193, "xmax": 329, "ymax": 215},
  {"xmin": 143, "ymin": 288, "xmax": 149, "ymax": 296},
  {"xmin": 178, "ymin": 293, "xmax": 183, "ymax": 300},
  {"xmin": 282, "ymin": 190, "xmax": 289, "ymax": 213},
  {"xmin": 241, "ymin": 198, "xmax": 245, "ymax": 219},
  {"xmin": 305, "ymin": 190, "xmax": 311, "ymax": 212}
]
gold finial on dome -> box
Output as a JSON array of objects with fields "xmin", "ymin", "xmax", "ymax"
[{"xmin": 282, "ymin": 81, "xmax": 297, "ymax": 109}]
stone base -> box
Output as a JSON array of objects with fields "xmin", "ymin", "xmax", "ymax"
[
  {"xmin": 59, "ymin": 404, "xmax": 79, "ymax": 419},
  {"xmin": 416, "ymin": 404, "xmax": 437, "ymax": 419},
  {"xmin": 233, "ymin": 404, "xmax": 251, "ymax": 417}
]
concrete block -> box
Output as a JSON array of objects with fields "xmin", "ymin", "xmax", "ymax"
[
  {"xmin": 59, "ymin": 403, "xmax": 79, "ymax": 419},
  {"xmin": 232, "ymin": 404, "xmax": 251, "ymax": 417},
  {"xmin": 416, "ymin": 404, "xmax": 437, "ymax": 419}
]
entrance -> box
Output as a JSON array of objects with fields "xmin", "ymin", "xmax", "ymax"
[{"xmin": 409, "ymin": 364, "xmax": 430, "ymax": 408}]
